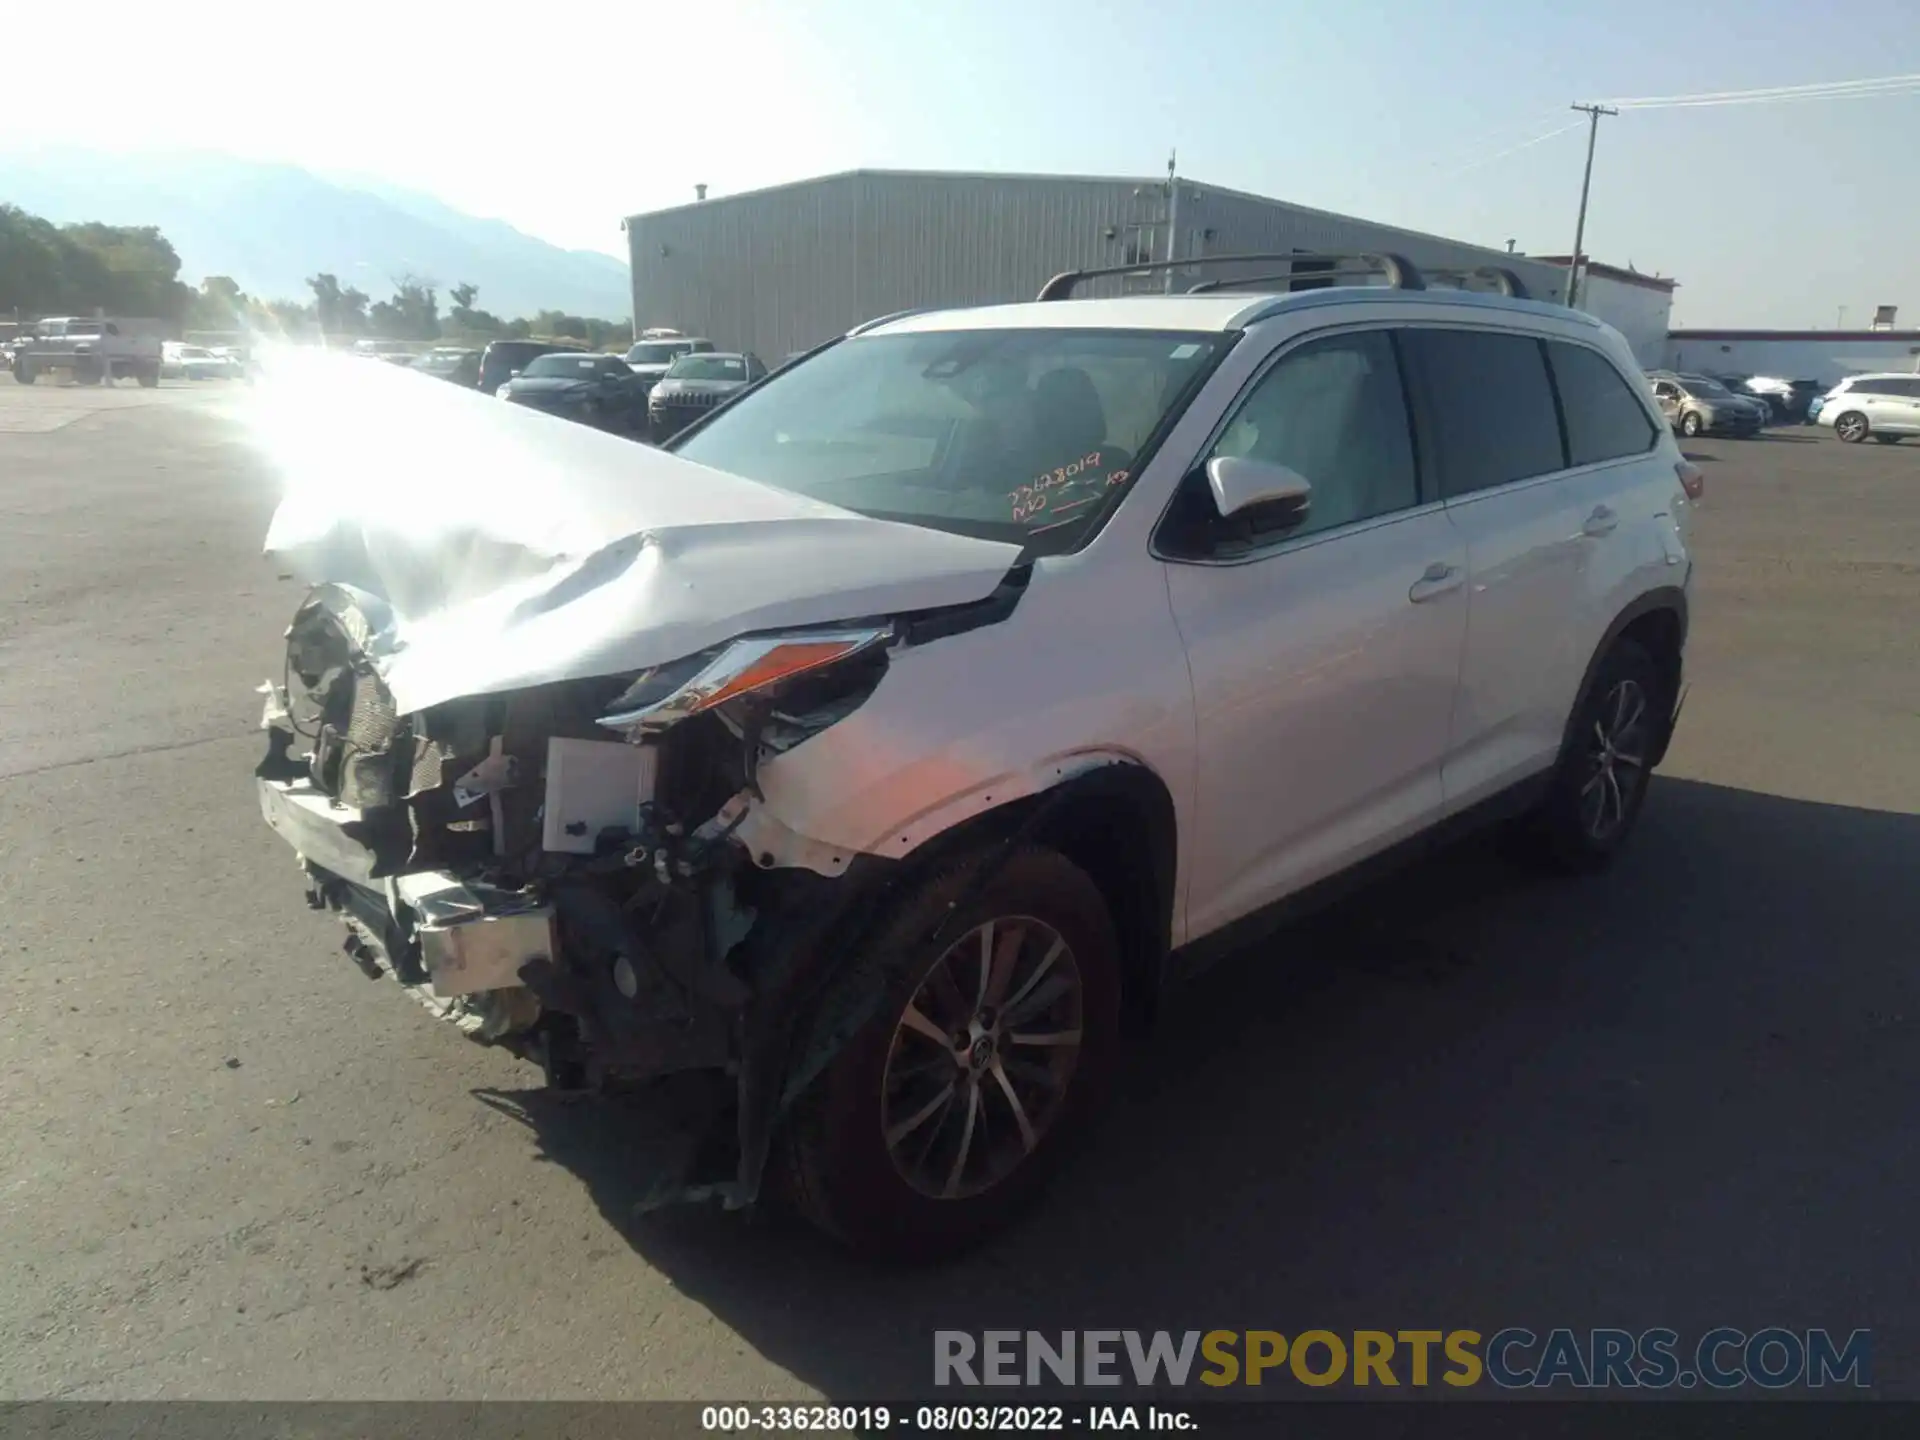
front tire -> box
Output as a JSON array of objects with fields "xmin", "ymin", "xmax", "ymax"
[
  {"xmin": 1680, "ymin": 411, "xmax": 1704, "ymax": 437},
  {"xmin": 783, "ymin": 845, "xmax": 1122, "ymax": 1260},
  {"xmin": 1524, "ymin": 639, "xmax": 1664, "ymax": 873},
  {"xmin": 13, "ymin": 362, "xmax": 34, "ymax": 385},
  {"xmin": 1835, "ymin": 411, "xmax": 1869, "ymax": 443}
]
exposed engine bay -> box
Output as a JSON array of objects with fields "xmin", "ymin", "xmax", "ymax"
[{"xmin": 254, "ymin": 572, "xmax": 1027, "ymax": 1208}]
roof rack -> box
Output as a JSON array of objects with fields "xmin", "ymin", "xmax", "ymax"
[
  {"xmin": 1036, "ymin": 252, "xmax": 1536, "ymax": 304},
  {"xmin": 1416, "ymin": 266, "xmax": 1532, "ymax": 300},
  {"xmin": 1037, "ymin": 251, "xmax": 1424, "ymax": 302}
]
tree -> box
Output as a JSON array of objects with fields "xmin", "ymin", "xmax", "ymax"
[
  {"xmin": 57, "ymin": 221, "xmax": 194, "ymax": 318},
  {"xmin": 0, "ymin": 206, "xmax": 193, "ymax": 319},
  {"xmin": 191, "ymin": 275, "xmax": 248, "ymax": 329},
  {"xmin": 307, "ymin": 272, "xmax": 343, "ymax": 330},
  {"xmin": 443, "ymin": 280, "xmax": 503, "ymax": 338},
  {"xmin": 308, "ymin": 273, "xmax": 370, "ymax": 336},
  {"xmin": 385, "ymin": 274, "xmax": 440, "ymax": 340},
  {"xmin": 0, "ymin": 205, "xmax": 69, "ymax": 312}
]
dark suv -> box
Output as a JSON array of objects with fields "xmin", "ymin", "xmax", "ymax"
[{"xmin": 477, "ymin": 339, "xmax": 585, "ymax": 397}]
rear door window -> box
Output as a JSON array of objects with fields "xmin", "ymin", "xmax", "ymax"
[
  {"xmin": 1401, "ymin": 329, "xmax": 1566, "ymax": 497},
  {"xmin": 1546, "ymin": 342, "xmax": 1658, "ymax": 465}
]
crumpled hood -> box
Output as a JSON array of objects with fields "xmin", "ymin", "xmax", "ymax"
[{"xmin": 252, "ymin": 350, "xmax": 1022, "ymax": 715}]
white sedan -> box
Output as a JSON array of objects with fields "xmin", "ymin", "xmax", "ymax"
[{"xmin": 161, "ymin": 343, "xmax": 243, "ymax": 380}]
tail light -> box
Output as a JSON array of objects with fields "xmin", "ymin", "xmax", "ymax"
[{"xmin": 1675, "ymin": 459, "xmax": 1705, "ymax": 501}]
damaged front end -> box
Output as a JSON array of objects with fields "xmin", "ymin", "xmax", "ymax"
[{"xmin": 255, "ymin": 582, "xmax": 921, "ymax": 1206}]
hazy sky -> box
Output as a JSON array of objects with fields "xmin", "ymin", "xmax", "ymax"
[{"xmin": 8, "ymin": 0, "xmax": 1918, "ymax": 327}]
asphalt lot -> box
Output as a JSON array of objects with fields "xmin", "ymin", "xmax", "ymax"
[{"xmin": 2, "ymin": 378, "xmax": 1917, "ymax": 1401}]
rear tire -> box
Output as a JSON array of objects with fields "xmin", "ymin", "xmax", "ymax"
[
  {"xmin": 1520, "ymin": 639, "xmax": 1664, "ymax": 874},
  {"xmin": 1680, "ymin": 411, "xmax": 1704, "ymax": 437},
  {"xmin": 782, "ymin": 845, "xmax": 1122, "ymax": 1261},
  {"xmin": 136, "ymin": 365, "xmax": 159, "ymax": 389},
  {"xmin": 13, "ymin": 362, "xmax": 34, "ymax": 386},
  {"xmin": 1872, "ymin": 434, "xmax": 1901, "ymax": 445},
  {"xmin": 1835, "ymin": 411, "xmax": 1869, "ymax": 443}
]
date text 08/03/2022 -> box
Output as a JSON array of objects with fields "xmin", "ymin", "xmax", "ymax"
[{"xmin": 701, "ymin": 1405, "xmax": 1192, "ymax": 1432}]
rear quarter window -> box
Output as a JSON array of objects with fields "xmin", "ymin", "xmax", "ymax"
[
  {"xmin": 1546, "ymin": 342, "xmax": 1657, "ymax": 465},
  {"xmin": 1401, "ymin": 328, "xmax": 1565, "ymax": 497}
]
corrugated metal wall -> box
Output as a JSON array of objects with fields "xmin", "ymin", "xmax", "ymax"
[
  {"xmin": 1175, "ymin": 182, "xmax": 1569, "ymax": 305},
  {"xmin": 627, "ymin": 171, "xmax": 1572, "ymax": 362}
]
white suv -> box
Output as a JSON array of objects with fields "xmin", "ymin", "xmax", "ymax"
[
  {"xmin": 254, "ymin": 254, "xmax": 1698, "ymax": 1257},
  {"xmin": 1815, "ymin": 372, "xmax": 1920, "ymax": 443}
]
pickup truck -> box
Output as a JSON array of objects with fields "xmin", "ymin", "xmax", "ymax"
[{"xmin": 10, "ymin": 317, "xmax": 164, "ymax": 387}]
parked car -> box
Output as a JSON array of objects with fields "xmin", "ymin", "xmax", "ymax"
[
  {"xmin": 1814, "ymin": 373, "xmax": 1920, "ymax": 443},
  {"xmin": 1648, "ymin": 371, "xmax": 1764, "ymax": 437},
  {"xmin": 477, "ymin": 339, "xmax": 586, "ymax": 397},
  {"xmin": 351, "ymin": 339, "xmax": 415, "ymax": 361},
  {"xmin": 497, "ymin": 350, "xmax": 651, "ymax": 432},
  {"xmin": 1717, "ymin": 376, "xmax": 1775, "ymax": 424},
  {"xmin": 253, "ymin": 255, "xmax": 1695, "ymax": 1258},
  {"xmin": 646, "ymin": 351, "xmax": 767, "ymax": 438},
  {"xmin": 623, "ymin": 335, "xmax": 715, "ymax": 394},
  {"xmin": 413, "ymin": 347, "xmax": 482, "ymax": 387},
  {"xmin": 162, "ymin": 342, "xmax": 244, "ymax": 381},
  {"xmin": 12, "ymin": 316, "xmax": 163, "ymax": 386},
  {"xmin": 1737, "ymin": 375, "xmax": 1822, "ymax": 424}
]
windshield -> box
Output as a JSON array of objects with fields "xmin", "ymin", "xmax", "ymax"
[
  {"xmin": 670, "ymin": 328, "xmax": 1228, "ymax": 552},
  {"xmin": 626, "ymin": 342, "xmax": 691, "ymax": 365},
  {"xmin": 521, "ymin": 353, "xmax": 615, "ymax": 379},
  {"xmin": 1682, "ymin": 376, "xmax": 1734, "ymax": 399},
  {"xmin": 667, "ymin": 355, "xmax": 747, "ymax": 381}
]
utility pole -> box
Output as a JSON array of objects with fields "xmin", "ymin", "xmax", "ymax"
[
  {"xmin": 1163, "ymin": 149, "xmax": 1180, "ymax": 294},
  {"xmin": 1564, "ymin": 103, "xmax": 1617, "ymax": 310}
]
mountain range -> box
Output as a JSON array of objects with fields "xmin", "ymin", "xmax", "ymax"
[{"xmin": 0, "ymin": 149, "xmax": 631, "ymax": 320}]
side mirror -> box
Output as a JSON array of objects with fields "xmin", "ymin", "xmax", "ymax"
[{"xmin": 1205, "ymin": 455, "xmax": 1312, "ymax": 526}]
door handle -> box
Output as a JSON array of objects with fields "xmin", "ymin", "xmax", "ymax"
[
  {"xmin": 1408, "ymin": 561, "xmax": 1463, "ymax": 604},
  {"xmin": 1582, "ymin": 505, "xmax": 1618, "ymax": 538}
]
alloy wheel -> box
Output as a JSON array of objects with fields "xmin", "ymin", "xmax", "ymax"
[
  {"xmin": 881, "ymin": 917, "xmax": 1084, "ymax": 1200},
  {"xmin": 1580, "ymin": 677, "xmax": 1651, "ymax": 842},
  {"xmin": 1836, "ymin": 413, "xmax": 1868, "ymax": 443}
]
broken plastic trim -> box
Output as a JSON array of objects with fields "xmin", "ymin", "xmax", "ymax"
[{"xmin": 596, "ymin": 627, "xmax": 891, "ymax": 734}]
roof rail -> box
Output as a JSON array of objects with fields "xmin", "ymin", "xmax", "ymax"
[
  {"xmin": 1418, "ymin": 266, "xmax": 1533, "ymax": 300},
  {"xmin": 848, "ymin": 307, "xmax": 937, "ymax": 335},
  {"xmin": 1037, "ymin": 251, "xmax": 1425, "ymax": 301}
]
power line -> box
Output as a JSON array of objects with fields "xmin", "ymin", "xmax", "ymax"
[
  {"xmin": 1595, "ymin": 72, "xmax": 1920, "ymax": 110},
  {"xmin": 1438, "ymin": 119, "xmax": 1585, "ymax": 179}
]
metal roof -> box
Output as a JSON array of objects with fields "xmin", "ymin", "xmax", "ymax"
[{"xmin": 623, "ymin": 169, "xmax": 1559, "ymax": 271}]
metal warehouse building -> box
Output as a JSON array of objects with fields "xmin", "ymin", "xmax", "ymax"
[{"xmin": 624, "ymin": 168, "xmax": 1589, "ymax": 363}]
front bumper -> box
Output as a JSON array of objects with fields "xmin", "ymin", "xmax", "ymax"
[{"xmin": 258, "ymin": 776, "xmax": 555, "ymax": 997}]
